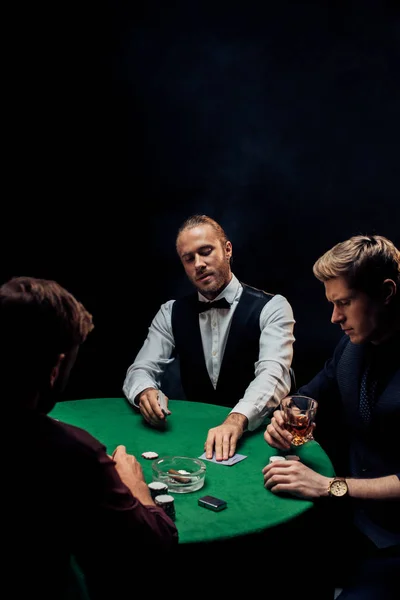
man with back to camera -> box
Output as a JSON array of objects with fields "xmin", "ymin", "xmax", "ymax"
[
  {"xmin": 123, "ymin": 214, "xmax": 295, "ymax": 461},
  {"xmin": 263, "ymin": 235, "xmax": 399, "ymax": 599},
  {"xmin": 1, "ymin": 276, "xmax": 178, "ymax": 600}
]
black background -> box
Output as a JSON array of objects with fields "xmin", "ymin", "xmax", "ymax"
[{"xmin": 3, "ymin": 1, "xmax": 400, "ymax": 401}]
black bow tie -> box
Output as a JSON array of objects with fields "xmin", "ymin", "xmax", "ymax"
[{"xmin": 198, "ymin": 298, "xmax": 231, "ymax": 313}]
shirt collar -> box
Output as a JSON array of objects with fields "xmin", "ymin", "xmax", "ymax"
[{"xmin": 198, "ymin": 274, "xmax": 241, "ymax": 304}]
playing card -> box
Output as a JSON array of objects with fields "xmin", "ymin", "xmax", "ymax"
[
  {"xmin": 157, "ymin": 390, "xmax": 170, "ymax": 415},
  {"xmin": 198, "ymin": 451, "xmax": 247, "ymax": 466}
]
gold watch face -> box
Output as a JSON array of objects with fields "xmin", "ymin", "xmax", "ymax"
[{"xmin": 330, "ymin": 479, "xmax": 348, "ymax": 497}]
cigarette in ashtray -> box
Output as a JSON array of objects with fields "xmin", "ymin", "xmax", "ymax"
[
  {"xmin": 157, "ymin": 390, "xmax": 169, "ymax": 416},
  {"xmin": 168, "ymin": 468, "xmax": 191, "ymax": 483}
]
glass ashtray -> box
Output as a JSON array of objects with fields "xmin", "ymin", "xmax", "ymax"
[{"xmin": 152, "ymin": 456, "xmax": 206, "ymax": 494}]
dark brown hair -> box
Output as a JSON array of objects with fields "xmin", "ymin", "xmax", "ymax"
[{"xmin": 0, "ymin": 276, "xmax": 94, "ymax": 392}]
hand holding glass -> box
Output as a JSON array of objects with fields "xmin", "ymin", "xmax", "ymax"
[{"xmin": 281, "ymin": 395, "xmax": 318, "ymax": 446}]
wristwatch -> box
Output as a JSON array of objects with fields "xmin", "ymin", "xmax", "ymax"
[{"xmin": 328, "ymin": 477, "xmax": 349, "ymax": 498}]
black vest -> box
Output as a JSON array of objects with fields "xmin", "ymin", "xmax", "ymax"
[{"xmin": 171, "ymin": 283, "xmax": 273, "ymax": 407}]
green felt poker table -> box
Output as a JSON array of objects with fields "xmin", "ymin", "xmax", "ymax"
[{"xmin": 51, "ymin": 397, "xmax": 335, "ymax": 547}]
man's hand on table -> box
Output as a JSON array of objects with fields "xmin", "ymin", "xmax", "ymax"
[
  {"xmin": 263, "ymin": 459, "xmax": 329, "ymax": 500},
  {"xmin": 137, "ymin": 387, "xmax": 171, "ymax": 428},
  {"xmin": 111, "ymin": 445, "xmax": 155, "ymax": 506},
  {"xmin": 204, "ymin": 413, "xmax": 248, "ymax": 461}
]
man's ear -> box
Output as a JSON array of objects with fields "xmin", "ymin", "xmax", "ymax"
[
  {"xmin": 50, "ymin": 354, "xmax": 65, "ymax": 387},
  {"xmin": 225, "ymin": 240, "xmax": 232, "ymax": 261},
  {"xmin": 382, "ymin": 279, "xmax": 396, "ymax": 305}
]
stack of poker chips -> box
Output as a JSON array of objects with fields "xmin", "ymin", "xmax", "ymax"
[
  {"xmin": 148, "ymin": 481, "xmax": 168, "ymax": 500},
  {"xmin": 155, "ymin": 494, "xmax": 176, "ymax": 521},
  {"xmin": 269, "ymin": 455, "xmax": 300, "ymax": 463},
  {"xmin": 269, "ymin": 456, "xmax": 286, "ymax": 463}
]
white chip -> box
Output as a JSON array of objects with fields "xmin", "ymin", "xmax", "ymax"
[
  {"xmin": 155, "ymin": 494, "xmax": 174, "ymax": 503},
  {"xmin": 141, "ymin": 451, "xmax": 159, "ymax": 459},
  {"xmin": 148, "ymin": 482, "xmax": 167, "ymax": 490},
  {"xmin": 269, "ymin": 456, "xmax": 286, "ymax": 463}
]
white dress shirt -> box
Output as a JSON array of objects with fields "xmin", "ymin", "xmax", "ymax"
[{"xmin": 123, "ymin": 275, "xmax": 295, "ymax": 431}]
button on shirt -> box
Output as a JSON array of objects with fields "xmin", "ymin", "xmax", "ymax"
[{"xmin": 123, "ymin": 275, "xmax": 295, "ymax": 431}]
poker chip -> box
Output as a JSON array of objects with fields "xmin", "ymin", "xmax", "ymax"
[
  {"xmin": 269, "ymin": 456, "xmax": 286, "ymax": 463},
  {"xmin": 141, "ymin": 451, "xmax": 159, "ymax": 459},
  {"xmin": 148, "ymin": 481, "xmax": 168, "ymax": 500},
  {"xmin": 285, "ymin": 455, "xmax": 300, "ymax": 461},
  {"xmin": 155, "ymin": 494, "xmax": 176, "ymax": 520}
]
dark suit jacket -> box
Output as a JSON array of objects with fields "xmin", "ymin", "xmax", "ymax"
[{"xmin": 299, "ymin": 333, "xmax": 400, "ymax": 545}]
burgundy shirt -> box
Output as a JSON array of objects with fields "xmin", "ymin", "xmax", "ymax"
[{"xmin": 6, "ymin": 410, "xmax": 178, "ymax": 598}]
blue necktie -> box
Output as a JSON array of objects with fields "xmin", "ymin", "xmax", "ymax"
[{"xmin": 359, "ymin": 351, "xmax": 378, "ymax": 424}]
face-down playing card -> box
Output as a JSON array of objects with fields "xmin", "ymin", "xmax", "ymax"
[{"xmin": 198, "ymin": 451, "xmax": 247, "ymax": 465}]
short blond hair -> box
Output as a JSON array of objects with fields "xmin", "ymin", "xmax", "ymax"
[{"xmin": 313, "ymin": 235, "xmax": 400, "ymax": 296}]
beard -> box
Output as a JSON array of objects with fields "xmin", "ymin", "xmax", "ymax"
[{"xmin": 195, "ymin": 265, "xmax": 232, "ymax": 298}]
